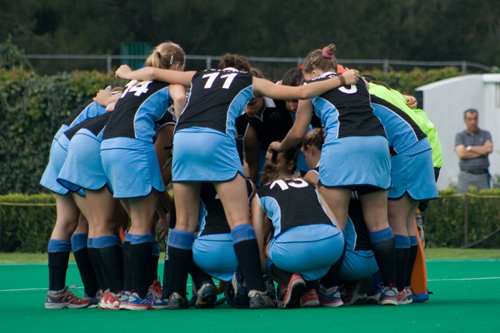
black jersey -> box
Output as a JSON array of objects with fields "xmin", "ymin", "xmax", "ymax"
[
  {"xmin": 257, "ymin": 178, "xmax": 333, "ymax": 235},
  {"xmin": 103, "ymin": 80, "xmax": 172, "ymax": 142},
  {"xmin": 62, "ymin": 100, "xmax": 107, "ymax": 130},
  {"xmin": 198, "ymin": 179, "xmax": 256, "ymax": 236},
  {"xmin": 64, "ymin": 113, "xmax": 111, "ymax": 140},
  {"xmin": 246, "ymin": 98, "xmax": 294, "ymax": 151},
  {"xmin": 309, "ymin": 74, "xmax": 386, "ymax": 139},
  {"xmin": 175, "ymin": 68, "xmax": 253, "ymax": 140}
]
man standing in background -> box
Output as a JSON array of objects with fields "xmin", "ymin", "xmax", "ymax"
[{"xmin": 455, "ymin": 109, "xmax": 493, "ymax": 193}]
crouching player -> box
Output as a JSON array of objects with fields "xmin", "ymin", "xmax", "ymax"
[{"xmin": 252, "ymin": 164, "xmax": 344, "ymax": 308}]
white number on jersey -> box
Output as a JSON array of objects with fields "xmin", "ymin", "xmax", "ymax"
[
  {"xmin": 339, "ymin": 85, "xmax": 358, "ymax": 94},
  {"xmin": 121, "ymin": 80, "xmax": 153, "ymax": 98},
  {"xmin": 270, "ymin": 178, "xmax": 309, "ymax": 191},
  {"xmin": 202, "ymin": 72, "xmax": 238, "ymax": 89}
]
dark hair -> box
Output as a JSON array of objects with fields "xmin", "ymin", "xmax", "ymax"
[
  {"xmin": 464, "ymin": 108, "xmax": 478, "ymax": 119},
  {"xmin": 283, "ymin": 146, "xmax": 298, "ymax": 173},
  {"xmin": 218, "ymin": 53, "xmax": 251, "ymax": 72},
  {"xmin": 302, "ymin": 44, "xmax": 338, "ymax": 74},
  {"xmin": 281, "ymin": 68, "xmax": 303, "ymax": 86}
]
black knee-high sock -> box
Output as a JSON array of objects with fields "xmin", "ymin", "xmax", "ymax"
[
  {"xmin": 148, "ymin": 242, "xmax": 160, "ymax": 286},
  {"xmin": 371, "ymin": 238, "xmax": 396, "ymax": 287},
  {"xmin": 48, "ymin": 252, "xmax": 70, "ymax": 291},
  {"xmin": 130, "ymin": 242, "xmax": 154, "ymax": 298},
  {"xmin": 168, "ymin": 246, "xmax": 192, "ymax": 296},
  {"xmin": 167, "ymin": 229, "xmax": 194, "ymax": 298},
  {"xmin": 122, "ymin": 240, "xmax": 132, "ymax": 292},
  {"xmin": 233, "ymin": 241, "xmax": 266, "ymax": 292},
  {"xmin": 73, "ymin": 248, "xmax": 99, "ymax": 297},
  {"xmin": 394, "ymin": 235, "xmax": 411, "ymax": 291},
  {"xmin": 405, "ymin": 243, "xmax": 419, "ymax": 288},
  {"xmin": 189, "ymin": 262, "xmax": 214, "ymax": 290},
  {"xmin": 320, "ymin": 242, "xmax": 347, "ymax": 289},
  {"xmin": 87, "ymin": 246, "xmax": 107, "ymax": 291},
  {"xmin": 395, "ymin": 247, "xmax": 410, "ymax": 291},
  {"xmin": 72, "ymin": 234, "xmax": 99, "ymax": 297},
  {"xmin": 99, "ymin": 245, "xmax": 124, "ymax": 294}
]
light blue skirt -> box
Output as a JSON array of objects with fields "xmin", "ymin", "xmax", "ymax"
[
  {"xmin": 101, "ymin": 138, "xmax": 165, "ymax": 198},
  {"xmin": 192, "ymin": 234, "xmax": 237, "ymax": 282},
  {"xmin": 172, "ymin": 127, "xmax": 244, "ymax": 182},
  {"xmin": 269, "ymin": 224, "xmax": 344, "ymax": 281},
  {"xmin": 40, "ymin": 135, "xmax": 70, "ymax": 195},
  {"xmin": 319, "ymin": 135, "xmax": 391, "ymax": 189},
  {"xmin": 58, "ymin": 129, "xmax": 108, "ymax": 192}
]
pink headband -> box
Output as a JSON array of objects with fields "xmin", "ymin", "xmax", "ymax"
[{"xmin": 322, "ymin": 47, "xmax": 333, "ymax": 59}]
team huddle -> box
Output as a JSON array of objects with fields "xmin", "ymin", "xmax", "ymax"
[{"xmin": 41, "ymin": 41, "xmax": 441, "ymax": 310}]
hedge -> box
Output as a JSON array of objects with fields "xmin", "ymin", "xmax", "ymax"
[{"xmin": 1, "ymin": 188, "xmax": 500, "ymax": 252}]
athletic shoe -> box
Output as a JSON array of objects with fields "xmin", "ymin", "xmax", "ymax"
[
  {"xmin": 248, "ymin": 290, "xmax": 276, "ymax": 309},
  {"xmin": 231, "ymin": 266, "xmax": 249, "ymax": 309},
  {"xmin": 405, "ymin": 286, "xmax": 413, "ymax": 304},
  {"xmin": 282, "ymin": 273, "xmax": 306, "ymax": 309},
  {"xmin": 342, "ymin": 276, "xmax": 373, "ymax": 306},
  {"xmin": 397, "ymin": 287, "xmax": 413, "ymax": 305},
  {"xmin": 195, "ymin": 282, "xmax": 217, "ymax": 309},
  {"xmin": 167, "ymin": 292, "xmax": 189, "ymax": 310},
  {"xmin": 300, "ymin": 288, "xmax": 320, "ymax": 308},
  {"xmin": 150, "ymin": 280, "xmax": 163, "ymax": 298},
  {"xmin": 45, "ymin": 286, "xmax": 92, "ymax": 310},
  {"xmin": 105, "ymin": 291, "xmax": 122, "ymax": 310},
  {"xmin": 380, "ymin": 284, "xmax": 398, "ymax": 305},
  {"xmin": 318, "ymin": 285, "xmax": 343, "ymax": 307},
  {"xmin": 119, "ymin": 291, "xmax": 131, "ymax": 310},
  {"xmin": 127, "ymin": 290, "xmax": 169, "ymax": 310},
  {"xmin": 98, "ymin": 291, "xmax": 109, "ymax": 309}
]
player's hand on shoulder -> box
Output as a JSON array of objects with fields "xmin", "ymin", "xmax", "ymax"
[
  {"xmin": 115, "ymin": 65, "xmax": 132, "ymax": 79},
  {"xmin": 342, "ymin": 69, "xmax": 360, "ymax": 85}
]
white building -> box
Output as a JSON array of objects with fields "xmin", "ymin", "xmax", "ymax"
[{"xmin": 415, "ymin": 74, "xmax": 500, "ymax": 190}]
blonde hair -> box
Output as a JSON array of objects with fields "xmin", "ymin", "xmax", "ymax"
[
  {"xmin": 302, "ymin": 128, "xmax": 324, "ymax": 151},
  {"xmin": 145, "ymin": 41, "xmax": 185, "ymax": 69},
  {"xmin": 302, "ymin": 44, "xmax": 338, "ymax": 74}
]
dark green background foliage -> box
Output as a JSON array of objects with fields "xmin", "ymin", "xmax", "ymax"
[
  {"xmin": 2, "ymin": 0, "xmax": 500, "ymax": 68},
  {"xmin": 0, "ymin": 65, "xmax": 122, "ymax": 194},
  {"xmin": 422, "ymin": 188, "xmax": 500, "ymax": 248},
  {"xmin": 0, "ymin": 193, "xmax": 56, "ymax": 252}
]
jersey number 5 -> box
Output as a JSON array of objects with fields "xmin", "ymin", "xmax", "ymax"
[{"xmin": 202, "ymin": 72, "xmax": 238, "ymax": 89}]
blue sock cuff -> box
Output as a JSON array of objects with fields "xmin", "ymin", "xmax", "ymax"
[
  {"xmin": 169, "ymin": 229, "xmax": 195, "ymax": 250},
  {"xmin": 130, "ymin": 233, "xmax": 154, "ymax": 245},
  {"xmin": 152, "ymin": 242, "xmax": 160, "ymax": 256},
  {"xmin": 48, "ymin": 239, "xmax": 71, "ymax": 253},
  {"xmin": 409, "ymin": 236, "xmax": 419, "ymax": 246},
  {"xmin": 265, "ymin": 259, "xmax": 273, "ymax": 272},
  {"xmin": 370, "ymin": 227, "xmax": 394, "ymax": 244},
  {"xmin": 124, "ymin": 231, "xmax": 132, "ymax": 242},
  {"xmin": 94, "ymin": 235, "xmax": 122, "ymax": 248},
  {"xmin": 231, "ymin": 224, "xmax": 256, "ymax": 244},
  {"xmin": 71, "ymin": 233, "xmax": 88, "ymax": 252},
  {"xmin": 394, "ymin": 235, "xmax": 411, "ymax": 249},
  {"xmin": 87, "ymin": 238, "xmax": 94, "ymax": 248}
]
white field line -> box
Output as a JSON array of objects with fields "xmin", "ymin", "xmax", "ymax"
[{"xmin": 428, "ymin": 276, "xmax": 500, "ymax": 282}]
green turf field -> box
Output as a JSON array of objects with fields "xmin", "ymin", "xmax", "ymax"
[{"xmin": 1, "ymin": 249, "xmax": 499, "ymax": 332}]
